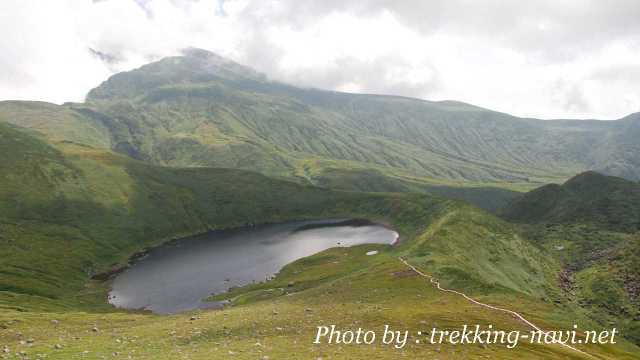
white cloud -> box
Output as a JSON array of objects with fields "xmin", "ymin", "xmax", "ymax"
[
  {"xmin": 0, "ymin": 0, "xmax": 639, "ymax": 119},
  {"xmin": 0, "ymin": 1, "xmax": 112, "ymax": 103}
]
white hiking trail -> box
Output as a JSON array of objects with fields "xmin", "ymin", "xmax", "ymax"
[{"xmin": 399, "ymin": 257, "xmax": 596, "ymax": 359}]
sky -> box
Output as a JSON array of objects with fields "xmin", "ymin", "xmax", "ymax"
[{"xmin": 1, "ymin": 0, "xmax": 639, "ymax": 119}]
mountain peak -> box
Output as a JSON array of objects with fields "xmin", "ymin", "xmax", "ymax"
[
  {"xmin": 181, "ymin": 47, "xmax": 221, "ymax": 59},
  {"xmin": 563, "ymin": 171, "xmax": 632, "ymax": 193},
  {"xmin": 564, "ymin": 170, "xmax": 609, "ymax": 186},
  {"xmin": 86, "ymin": 48, "xmax": 266, "ymax": 101}
]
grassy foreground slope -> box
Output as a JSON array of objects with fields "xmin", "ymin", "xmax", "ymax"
[
  {"xmin": 3, "ymin": 245, "xmax": 639, "ymax": 360},
  {"xmin": 1, "ymin": 122, "xmax": 639, "ymax": 359}
]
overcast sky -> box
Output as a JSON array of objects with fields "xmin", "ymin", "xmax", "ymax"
[{"xmin": 1, "ymin": 0, "xmax": 639, "ymax": 119}]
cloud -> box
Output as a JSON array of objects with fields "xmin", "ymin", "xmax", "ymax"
[
  {"xmin": 0, "ymin": 0, "xmax": 639, "ymax": 119},
  {"xmin": 0, "ymin": 1, "xmax": 112, "ymax": 103}
]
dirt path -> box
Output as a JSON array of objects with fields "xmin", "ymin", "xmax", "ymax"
[{"xmin": 399, "ymin": 257, "xmax": 596, "ymax": 359}]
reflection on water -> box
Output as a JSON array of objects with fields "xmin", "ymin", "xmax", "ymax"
[{"xmin": 109, "ymin": 219, "xmax": 398, "ymax": 314}]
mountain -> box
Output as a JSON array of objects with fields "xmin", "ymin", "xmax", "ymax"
[
  {"xmin": 1, "ymin": 49, "xmax": 640, "ymax": 212},
  {"xmin": 1, "ymin": 51, "xmax": 640, "ymax": 358},
  {"xmin": 501, "ymin": 171, "xmax": 640, "ymax": 344},
  {"xmin": 501, "ymin": 171, "xmax": 640, "ymax": 232}
]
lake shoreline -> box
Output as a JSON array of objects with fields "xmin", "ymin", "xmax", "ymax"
[
  {"xmin": 92, "ymin": 217, "xmax": 400, "ymax": 282},
  {"xmin": 106, "ymin": 218, "xmax": 398, "ymax": 314}
]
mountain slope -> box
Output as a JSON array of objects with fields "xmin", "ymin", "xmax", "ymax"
[
  {"xmin": 82, "ymin": 49, "xmax": 640, "ymax": 183},
  {"xmin": 501, "ymin": 172, "xmax": 640, "ymax": 344},
  {"xmin": 501, "ymin": 171, "xmax": 640, "ymax": 232},
  {"xmin": 3, "ymin": 49, "xmax": 640, "ymax": 193}
]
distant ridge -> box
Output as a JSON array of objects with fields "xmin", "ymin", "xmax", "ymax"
[{"xmin": 500, "ymin": 171, "xmax": 640, "ymax": 232}]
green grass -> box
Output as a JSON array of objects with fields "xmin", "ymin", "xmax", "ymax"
[
  {"xmin": 501, "ymin": 171, "xmax": 640, "ymax": 233},
  {"xmin": 521, "ymin": 224, "xmax": 640, "ymax": 345},
  {"xmin": 1, "ymin": 111, "xmax": 639, "ymax": 358},
  {"xmin": 502, "ymin": 173, "xmax": 640, "ymax": 346},
  {"xmin": 1, "ymin": 246, "xmax": 638, "ymax": 359}
]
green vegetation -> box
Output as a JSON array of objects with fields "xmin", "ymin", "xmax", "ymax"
[
  {"xmin": 502, "ymin": 171, "xmax": 640, "ymax": 232},
  {"xmin": 0, "ymin": 122, "xmax": 637, "ymax": 358},
  {"xmin": 501, "ymin": 172, "xmax": 640, "ymax": 345},
  {"xmin": 2, "ymin": 49, "xmax": 640, "ymax": 211},
  {"xmin": 0, "ymin": 121, "xmax": 443, "ymax": 311},
  {"xmin": 1, "ymin": 50, "xmax": 639, "ymax": 359},
  {"xmin": 3, "ymin": 245, "xmax": 638, "ymax": 359}
]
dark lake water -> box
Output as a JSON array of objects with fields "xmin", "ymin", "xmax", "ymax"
[{"xmin": 109, "ymin": 219, "xmax": 398, "ymax": 314}]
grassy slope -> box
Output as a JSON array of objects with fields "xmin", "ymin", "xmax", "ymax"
[
  {"xmin": 501, "ymin": 171, "xmax": 640, "ymax": 232},
  {"xmin": 1, "ymin": 216, "xmax": 638, "ymax": 359},
  {"xmin": 501, "ymin": 172, "xmax": 640, "ymax": 344},
  {"xmin": 312, "ymin": 166, "xmax": 523, "ymax": 212},
  {"xmin": 0, "ymin": 123, "xmax": 638, "ymax": 358},
  {"xmin": 523, "ymin": 225, "xmax": 640, "ymax": 344}
]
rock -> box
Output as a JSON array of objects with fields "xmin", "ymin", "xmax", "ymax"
[
  {"xmin": 54, "ymin": 344, "xmax": 63, "ymax": 350},
  {"xmin": 190, "ymin": 316, "xmax": 197, "ymax": 321},
  {"xmin": 366, "ymin": 250, "xmax": 378, "ymax": 256},
  {"xmin": 92, "ymin": 326, "xmax": 99, "ymax": 332},
  {"xmin": 272, "ymin": 310, "xmax": 278, "ymax": 315},
  {"xmin": 261, "ymin": 356, "xmax": 270, "ymax": 360},
  {"xmin": 51, "ymin": 320, "xmax": 59, "ymax": 326},
  {"xmin": 304, "ymin": 308, "xmax": 313, "ymax": 312},
  {"xmin": 26, "ymin": 339, "xmax": 35, "ymax": 344},
  {"xmin": 19, "ymin": 340, "xmax": 26, "ymax": 345},
  {"xmin": 275, "ymin": 327, "xmax": 284, "ymax": 331},
  {"xmin": 2, "ymin": 346, "xmax": 9, "ymax": 354},
  {"xmin": 287, "ymin": 281, "xmax": 295, "ymax": 287}
]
